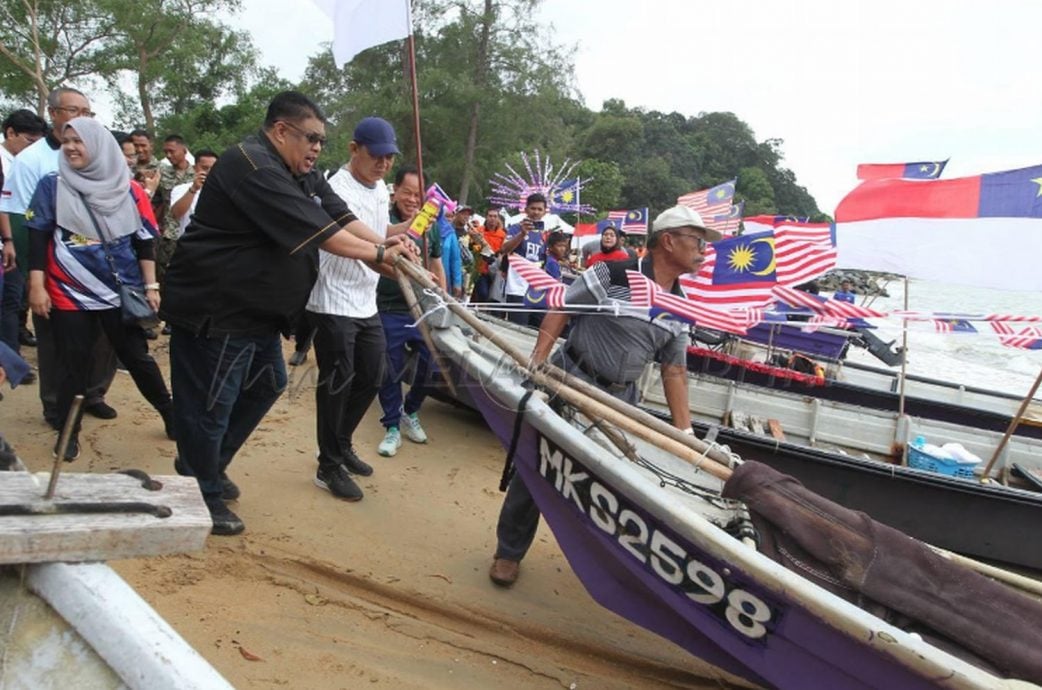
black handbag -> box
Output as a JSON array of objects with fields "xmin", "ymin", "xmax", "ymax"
[{"xmin": 80, "ymin": 194, "xmax": 161, "ymax": 329}]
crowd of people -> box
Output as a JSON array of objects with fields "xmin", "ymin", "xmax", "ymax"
[{"xmin": 0, "ymin": 88, "xmax": 719, "ymax": 597}]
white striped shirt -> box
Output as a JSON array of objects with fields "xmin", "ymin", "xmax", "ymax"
[{"xmin": 306, "ymin": 167, "xmax": 388, "ymax": 317}]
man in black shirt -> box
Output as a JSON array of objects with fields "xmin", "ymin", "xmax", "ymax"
[{"xmin": 161, "ymin": 91, "xmax": 413, "ymax": 535}]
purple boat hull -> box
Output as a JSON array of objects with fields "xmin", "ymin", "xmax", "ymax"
[{"xmin": 449, "ymin": 369, "xmax": 967, "ymax": 689}]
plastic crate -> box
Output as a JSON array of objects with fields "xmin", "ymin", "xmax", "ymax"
[{"xmin": 908, "ymin": 446, "xmax": 979, "ymax": 479}]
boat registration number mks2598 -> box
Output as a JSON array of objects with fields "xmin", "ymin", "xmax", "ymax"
[{"xmin": 537, "ymin": 435, "xmax": 776, "ymax": 642}]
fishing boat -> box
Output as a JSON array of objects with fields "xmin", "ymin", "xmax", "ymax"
[
  {"xmin": 460, "ymin": 314, "xmax": 1042, "ymax": 570},
  {"xmin": 0, "ymin": 462, "xmax": 231, "ymax": 689},
  {"xmin": 399, "ymin": 263, "xmax": 1042, "ymax": 689},
  {"xmin": 691, "ymin": 326, "xmax": 1038, "ymax": 431}
]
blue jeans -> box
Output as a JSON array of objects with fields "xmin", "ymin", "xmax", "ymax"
[
  {"xmin": 169, "ymin": 326, "xmax": 287, "ymax": 499},
  {"xmin": 377, "ymin": 311, "xmax": 434, "ymax": 429}
]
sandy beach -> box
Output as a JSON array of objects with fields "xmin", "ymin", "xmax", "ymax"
[{"xmin": 1, "ymin": 336, "xmax": 746, "ymax": 689}]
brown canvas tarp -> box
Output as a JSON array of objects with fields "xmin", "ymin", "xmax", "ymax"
[{"xmin": 722, "ymin": 461, "xmax": 1042, "ymax": 684}]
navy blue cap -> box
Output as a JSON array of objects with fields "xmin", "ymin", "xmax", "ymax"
[{"xmin": 353, "ymin": 116, "xmax": 400, "ymax": 156}]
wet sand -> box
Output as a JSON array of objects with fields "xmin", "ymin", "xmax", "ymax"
[{"xmin": 2, "ymin": 337, "xmax": 747, "ymax": 689}]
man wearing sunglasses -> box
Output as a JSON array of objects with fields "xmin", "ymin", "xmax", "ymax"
[
  {"xmin": 0, "ymin": 87, "xmax": 120, "ymax": 425},
  {"xmin": 488, "ymin": 204, "xmax": 721, "ymax": 588},
  {"xmin": 161, "ymin": 94, "xmax": 415, "ymax": 535}
]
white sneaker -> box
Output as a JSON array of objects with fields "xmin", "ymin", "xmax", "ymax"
[
  {"xmin": 401, "ymin": 412, "xmax": 428, "ymax": 444},
  {"xmin": 378, "ymin": 427, "xmax": 402, "ymax": 457}
]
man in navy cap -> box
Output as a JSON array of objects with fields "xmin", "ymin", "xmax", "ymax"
[{"xmin": 304, "ymin": 116, "xmax": 416, "ymax": 502}]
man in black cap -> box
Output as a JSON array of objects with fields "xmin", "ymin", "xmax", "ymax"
[{"xmin": 161, "ymin": 94, "xmax": 414, "ymax": 535}]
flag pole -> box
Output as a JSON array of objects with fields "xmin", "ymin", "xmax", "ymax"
[
  {"xmin": 980, "ymin": 366, "xmax": 1042, "ymax": 484},
  {"xmin": 897, "ymin": 276, "xmax": 911, "ymax": 464},
  {"xmin": 406, "ymin": 32, "xmax": 429, "ymax": 270}
]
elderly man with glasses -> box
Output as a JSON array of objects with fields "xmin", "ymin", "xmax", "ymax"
[
  {"xmin": 0, "ymin": 86, "xmax": 120, "ymax": 427},
  {"xmin": 487, "ymin": 204, "xmax": 722, "ymax": 588}
]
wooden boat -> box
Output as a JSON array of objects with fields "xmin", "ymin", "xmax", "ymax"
[
  {"xmin": 402, "ymin": 271, "xmax": 1042, "ymax": 689},
  {"xmin": 461, "ymin": 314, "xmax": 1042, "ymax": 570},
  {"xmin": 0, "ymin": 465, "xmax": 231, "ymax": 689},
  {"xmin": 691, "ymin": 329, "xmax": 1039, "ymax": 433}
]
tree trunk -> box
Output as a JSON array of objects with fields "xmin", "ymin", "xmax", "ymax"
[
  {"xmin": 456, "ymin": 0, "xmax": 494, "ymax": 204},
  {"xmin": 138, "ymin": 49, "xmax": 154, "ymax": 133}
]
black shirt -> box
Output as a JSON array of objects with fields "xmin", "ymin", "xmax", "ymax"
[{"xmin": 160, "ymin": 131, "xmax": 357, "ymax": 337}]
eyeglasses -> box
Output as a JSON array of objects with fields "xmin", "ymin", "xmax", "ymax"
[
  {"xmin": 279, "ymin": 120, "xmax": 327, "ymax": 146},
  {"xmin": 51, "ymin": 106, "xmax": 95, "ymax": 118},
  {"xmin": 669, "ymin": 231, "xmax": 707, "ymax": 251}
]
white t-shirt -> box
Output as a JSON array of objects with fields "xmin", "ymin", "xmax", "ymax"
[
  {"xmin": 168, "ymin": 181, "xmax": 196, "ymax": 238},
  {"xmin": 0, "ymin": 137, "xmax": 60, "ymax": 214},
  {"xmin": 305, "ymin": 166, "xmax": 388, "ymax": 318},
  {"xmin": 0, "ymin": 145, "xmax": 14, "ymax": 181}
]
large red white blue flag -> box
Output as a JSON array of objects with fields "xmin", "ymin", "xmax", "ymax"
[
  {"xmin": 680, "ymin": 218, "xmax": 837, "ymax": 307},
  {"xmin": 856, "ymin": 160, "xmax": 947, "ymax": 181},
  {"xmin": 677, "ymin": 179, "xmax": 736, "ymax": 235},
  {"xmin": 834, "ymin": 164, "xmax": 1042, "ymax": 291}
]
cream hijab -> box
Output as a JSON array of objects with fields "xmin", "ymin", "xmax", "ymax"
[{"xmin": 56, "ymin": 117, "xmax": 139, "ymax": 241}]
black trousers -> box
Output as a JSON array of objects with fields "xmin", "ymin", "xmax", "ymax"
[
  {"xmin": 49, "ymin": 309, "xmax": 170, "ymax": 433},
  {"xmin": 494, "ymin": 348, "xmax": 637, "ymax": 562},
  {"xmin": 34, "ymin": 311, "xmax": 117, "ymax": 425},
  {"xmin": 310, "ymin": 312, "xmax": 385, "ymax": 472}
]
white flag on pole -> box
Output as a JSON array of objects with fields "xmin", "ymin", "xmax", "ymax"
[{"xmin": 312, "ymin": 0, "xmax": 412, "ymax": 68}]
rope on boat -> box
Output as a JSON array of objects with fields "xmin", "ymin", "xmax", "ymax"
[{"xmin": 499, "ymin": 389, "xmax": 535, "ymax": 492}]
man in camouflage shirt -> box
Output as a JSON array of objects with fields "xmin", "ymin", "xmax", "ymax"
[{"xmin": 156, "ymin": 134, "xmax": 194, "ymax": 279}]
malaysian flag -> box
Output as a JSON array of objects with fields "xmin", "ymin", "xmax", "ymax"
[
  {"xmin": 625, "ymin": 271, "xmax": 749, "ymax": 334},
  {"xmin": 742, "ymin": 214, "xmax": 810, "ymax": 233},
  {"xmin": 772, "ymin": 285, "xmax": 881, "ymax": 321},
  {"xmin": 934, "ymin": 319, "xmax": 978, "ymax": 334},
  {"xmin": 677, "ymin": 179, "xmax": 736, "ymax": 234},
  {"xmin": 707, "ymin": 201, "xmax": 744, "ymax": 237},
  {"xmin": 681, "ymin": 219, "xmax": 837, "ymax": 308},
  {"xmin": 605, "ymin": 207, "xmax": 649, "ymax": 234},
  {"xmin": 990, "ymin": 321, "xmax": 1042, "ymax": 350},
  {"xmin": 507, "ymin": 255, "xmax": 566, "ymax": 308}
]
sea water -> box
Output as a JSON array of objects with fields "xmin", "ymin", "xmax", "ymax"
[{"xmin": 844, "ymin": 279, "xmax": 1042, "ymax": 398}]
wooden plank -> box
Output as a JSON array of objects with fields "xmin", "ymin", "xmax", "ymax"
[
  {"xmin": 768, "ymin": 419, "xmax": 786, "ymax": 441},
  {"xmin": 0, "ymin": 473, "xmax": 211, "ymax": 564}
]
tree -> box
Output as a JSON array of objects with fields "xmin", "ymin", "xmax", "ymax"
[
  {"xmin": 0, "ymin": 0, "xmax": 119, "ymax": 113},
  {"xmin": 102, "ymin": 0, "xmax": 254, "ymax": 133},
  {"xmin": 572, "ymin": 158, "xmax": 623, "ymax": 217}
]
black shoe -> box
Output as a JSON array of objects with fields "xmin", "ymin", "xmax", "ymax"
[
  {"xmin": 21, "ymin": 370, "xmax": 36, "ymax": 385},
  {"xmin": 19, "ymin": 327, "xmax": 36, "ymax": 347},
  {"xmin": 53, "ymin": 434, "xmax": 80, "ymax": 462},
  {"xmin": 288, "ymin": 350, "xmax": 308, "ymax": 366},
  {"xmin": 159, "ymin": 405, "xmax": 176, "ymax": 440},
  {"xmin": 84, "ymin": 400, "xmax": 118, "ymax": 420},
  {"xmin": 175, "ymin": 457, "xmax": 241, "ymax": 501},
  {"xmin": 44, "ymin": 415, "xmax": 61, "ymax": 431},
  {"xmin": 314, "ymin": 464, "xmax": 363, "ymax": 501},
  {"xmin": 161, "ymin": 324, "xmax": 172, "ymax": 335},
  {"xmin": 144, "ymin": 328, "xmax": 158, "ymax": 340},
  {"xmin": 342, "ymin": 447, "xmax": 373, "ymax": 477},
  {"xmin": 205, "ymin": 496, "xmax": 245, "ymax": 535},
  {"xmin": 220, "ymin": 473, "xmax": 241, "ymax": 501}
]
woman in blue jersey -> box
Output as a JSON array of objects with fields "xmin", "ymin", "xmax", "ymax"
[{"xmin": 26, "ymin": 117, "xmax": 172, "ymax": 460}]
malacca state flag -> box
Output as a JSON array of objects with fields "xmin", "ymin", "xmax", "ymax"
[
  {"xmin": 856, "ymin": 160, "xmax": 947, "ymax": 181},
  {"xmin": 834, "ymin": 164, "xmax": 1042, "ymax": 292}
]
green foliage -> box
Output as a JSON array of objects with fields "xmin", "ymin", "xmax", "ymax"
[{"xmin": 0, "ymin": 0, "xmax": 825, "ymax": 220}]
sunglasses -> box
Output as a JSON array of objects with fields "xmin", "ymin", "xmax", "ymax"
[{"xmin": 280, "ymin": 120, "xmax": 327, "ymax": 146}]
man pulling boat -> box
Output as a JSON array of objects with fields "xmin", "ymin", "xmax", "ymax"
[{"xmin": 489, "ymin": 205, "xmax": 722, "ymax": 587}]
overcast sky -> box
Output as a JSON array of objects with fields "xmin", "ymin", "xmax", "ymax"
[{"xmin": 228, "ymin": 0, "xmax": 1042, "ymax": 214}]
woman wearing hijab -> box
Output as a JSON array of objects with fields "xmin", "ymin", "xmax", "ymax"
[
  {"xmin": 586, "ymin": 224, "xmax": 630, "ymax": 266},
  {"xmin": 26, "ymin": 117, "xmax": 173, "ymax": 460}
]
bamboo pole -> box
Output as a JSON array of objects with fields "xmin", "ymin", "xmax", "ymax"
[
  {"xmin": 897, "ymin": 276, "xmax": 911, "ymax": 465},
  {"xmin": 980, "ymin": 366, "xmax": 1042, "ymax": 481},
  {"xmin": 396, "ymin": 258, "xmax": 736, "ymax": 473},
  {"xmin": 45, "ymin": 395, "xmax": 83, "ymax": 499},
  {"xmin": 405, "ymin": 33, "xmax": 429, "ymax": 271},
  {"xmin": 395, "ymin": 271, "xmax": 458, "ymax": 399}
]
